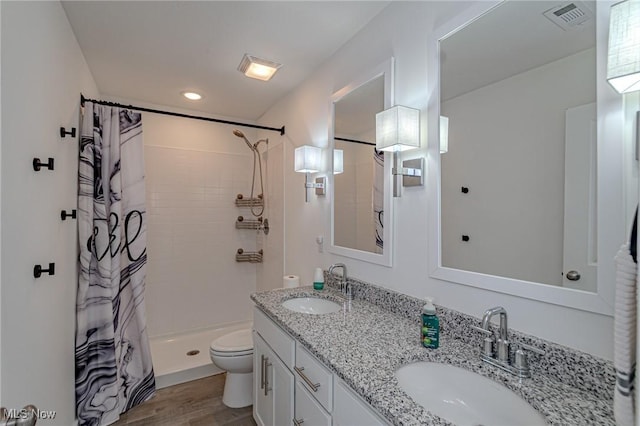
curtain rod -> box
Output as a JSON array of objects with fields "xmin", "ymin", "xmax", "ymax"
[
  {"xmin": 80, "ymin": 94, "xmax": 285, "ymax": 136},
  {"xmin": 334, "ymin": 137, "xmax": 376, "ymax": 146}
]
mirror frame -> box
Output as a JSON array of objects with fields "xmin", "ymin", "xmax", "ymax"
[
  {"xmin": 329, "ymin": 58, "xmax": 395, "ymax": 267},
  {"xmin": 427, "ymin": 1, "xmax": 620, "ymax": 315}
]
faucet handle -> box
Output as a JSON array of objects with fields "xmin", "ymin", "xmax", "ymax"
[
  {"xmin": 514, "ymin": 343, "xmax": 545, "ymax": 373},
  {"xmin": 471, "ymin": 325, "xmax": 493, "ymax": 335},
  {"xmin": 517, "ymin": 342, "xmax": 546, "ymax": 356},
  {"xmin": 344, "ymin": 282, "xmax": 353, "ymax": 301},
  {"xmin": 471, "ymin": 325, "xmax": 495, "ymax": 357}
]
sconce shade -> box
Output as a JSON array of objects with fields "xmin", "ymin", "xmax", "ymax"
[
  {"xmin": 607, "ymin": 0, "xmax": 640, "ymax": 93},
  {"xmin": 375, "ymin": 106, "xmax": 420, "ymax": 152},
  {"xmin": 439, "ymin": 116, "xmax": 449, "ymax": 154},
  {"xmin": 333, "ymin": 149, "xmax": 344, "ymax": 174},
  {"xmin": 294, "ymin": 145, "xmax": 321, "ymax": 173}
]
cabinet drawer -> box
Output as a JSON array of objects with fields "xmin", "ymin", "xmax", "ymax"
[
  {"xmin": 295, "ymin": 380, "xmax": 331, "ymax": 426},
  {"xmin": 294, "ymin": 342, "xmax": 333, "ymax": 412},
  {"xmin": 254, "ymin": 307, "xmax": 295, "ymax": 369},
  {"xmin": 333, "ymin": 379, "xmax": 388, "ymax": 426}
]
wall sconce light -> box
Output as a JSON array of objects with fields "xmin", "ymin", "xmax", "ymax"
[
  {"xmin": 294, "ymin": 145, "xmax": 325, "ymax": 202},
  {"xmin": 375, "ymin": 105, "xmax": 423, "ymax": 197},
  {"xmin": 333, "ymin": 149, "xmax": 344, "ymax": 174},
  {"xmin": 440, "ymin": 116, "xmax": 449, "ymax": 154},
  {"xmin": 607, "ymin": 0, "xmax": 640, "ymax": 93}
]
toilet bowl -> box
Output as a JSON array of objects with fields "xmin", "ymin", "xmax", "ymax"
[{"xmin": 210, "ymin": 327, "xmax": 254, "ymax": 408}]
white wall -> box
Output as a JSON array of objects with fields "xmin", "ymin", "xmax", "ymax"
[
  {"xmin": 141, "ymin": 112, "xmax": 260, "ymax": 337},
  {"xmin": 259, "ymin": 1, "xmax": 619, "ymax": 359},
  {"xmin": 441, "ymin": 48, "xmax": 596, "ymax": 286},
  {"xmin": 1, "ymin": 1, "xmax": 99, "ymax": 423}
]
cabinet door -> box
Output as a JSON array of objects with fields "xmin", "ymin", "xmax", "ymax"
[
  {"xmin": 271, "ymin": 350, "xmax": 294, "ymax": 426},
  {"xmin": 254, "ymin": 331, "xmax": 294, "ymax": 426},
  {"xmin": 295, "ymin": 381, "xmax": 331, "ymax": 426},
  {"xmin": 253, "ymin": 332, "xmax": 273, "ymax": 426},
  {"xmin": 333, "ymin": 379, "xmax": 388, "ymax": 426}
]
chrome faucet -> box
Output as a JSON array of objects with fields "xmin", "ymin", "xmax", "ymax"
[
  {"xmin": 328, "ymin": 263, "xmax": 352, "ymax": 301},
  {"xmin": 481, "ymin": 306, "xmax": 509, "ymax": 362},
  {"xmin": 473, "ymin": 306, "xmax": 545, "ymax": 378}
]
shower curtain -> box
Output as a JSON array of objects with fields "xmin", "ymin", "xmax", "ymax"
[
  {"xmin": 373, "ymin": 148, "xmax": 384, "ymax": 253},
  {"xmin": 75, "ymin": 101, "xmax": 155, "ymax": 426}
]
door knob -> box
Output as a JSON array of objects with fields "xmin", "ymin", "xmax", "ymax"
[{"xmin": 566, "ymin": 270, "xmax": 581, "ymax": 281}]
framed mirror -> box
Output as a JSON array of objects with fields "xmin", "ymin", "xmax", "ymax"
[
  {"xmin": 428, "ymin": 1, "xmax": 626, "ymax": 314},
  {"xmin": 329, "ymin": 58, "xmax": 394, "ymax": 266}
]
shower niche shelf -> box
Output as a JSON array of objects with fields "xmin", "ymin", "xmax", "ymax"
[
  {"xmin": 236, "ymin": 248, "xmax": 263, "ymax": 263},
  {"xmin": 235, "ymin": 193, "xmax": 263, "ymax": 208}
]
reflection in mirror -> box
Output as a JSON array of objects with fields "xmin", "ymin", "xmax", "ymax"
[
  {"xmin": 334, "ymin": 77, "xmax": 384, "ymax": 253},
  {"xmin": 439, "ymin": 1, "xmax": 597, "ymax": 291},
  {"xmin": 330, "ymin": 58, "xmax": 393, "ymax": 267}
]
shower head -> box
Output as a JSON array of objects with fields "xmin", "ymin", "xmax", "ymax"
[{"xmin": 233, "ymin": 129, "xmax": 254, "ymax": 151}]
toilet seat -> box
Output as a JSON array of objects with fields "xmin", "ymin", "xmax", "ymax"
[{"xmin": 210, "ymin": 328, "xmax": 253, "ymax": 355}]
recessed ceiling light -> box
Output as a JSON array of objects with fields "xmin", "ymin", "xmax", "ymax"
[
  {"xmin": 238, "ymin": 54, "xmax": 282, "ymax": 81},
  {"xmin": 182, "ymin": 91, "xmax": 202, "ymax": 101}
]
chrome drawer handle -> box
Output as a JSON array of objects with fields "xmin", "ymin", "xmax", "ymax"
[
  {"xmin": 293, "ymin": 418, "xmax": 305, "ymax": 426},
  {"xmin": 260, "ymin": 354, "xmax": 266, "ymax": 390},
  {"xmin": 264, "ymin": 357, "xmax": 272, "ymax": 396},
  {"xmin": 294, "ymin": 366, "xmax": 320, "ymax": 392}
]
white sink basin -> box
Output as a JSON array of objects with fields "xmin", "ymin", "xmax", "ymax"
[
  {"xmin": 281, "ymin": 297, "xmax": 342, "ymax": 315},
  {"xmin": 396, "ymin": 362, "xmax": 546, "ymax": 426}
]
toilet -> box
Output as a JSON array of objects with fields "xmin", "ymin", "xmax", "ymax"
[{"xmin": 209, "ymin": 327, "xmax": 254, "ymax": 408}]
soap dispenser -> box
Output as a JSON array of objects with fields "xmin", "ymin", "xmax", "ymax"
[
  {"xmin": 313, "ymin": 267, "xmax": 324, "ymax": 290},
  {"xmin": 421, "ymin": 297, "xmax": 440, "ymax": 349}
]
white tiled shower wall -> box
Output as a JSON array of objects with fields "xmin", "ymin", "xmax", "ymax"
[
  {"xmin": 256, "ymin": 140, "xmax": 285, "ymax": 293},
  {"xmin": 142, "ymin": 113, "xmax": 262, "ymax": 337}
]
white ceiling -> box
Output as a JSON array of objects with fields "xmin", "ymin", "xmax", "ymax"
[
  {"xmin": 441, "ymin": 1, "xmax": 596, "ymax": 101},
  {"xmin": 62, "ymin": 1, "xmax": 390, "ymax": 121}
]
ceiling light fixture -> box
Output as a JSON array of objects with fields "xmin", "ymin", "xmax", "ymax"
[
  {"xmin": 182, "ymin": 91, "xmax": 202, "ymax": 101},
  {"xmin": 238, "ymin": 54, "xmax": 282, "ymax": 81}
]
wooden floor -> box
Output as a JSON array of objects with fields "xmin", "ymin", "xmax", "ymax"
[{"xmin": 113, "ymin": 374, "xmax": 256, "ymax": 426}]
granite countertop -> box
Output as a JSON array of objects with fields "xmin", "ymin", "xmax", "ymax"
[{"xmin": 251, "ymin": 286, "xmax": 614, "ymax": 426}]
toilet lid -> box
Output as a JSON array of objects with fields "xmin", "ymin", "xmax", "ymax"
[{"xmin": 210, "ymin": 328, "xmax": 253, "ymax": 353}]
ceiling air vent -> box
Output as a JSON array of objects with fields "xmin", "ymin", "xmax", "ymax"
[{"xmin": 543, "ymin": 2, "xmax": 594, "ymax": 31}]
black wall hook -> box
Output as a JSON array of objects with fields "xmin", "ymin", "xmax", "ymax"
[
  {"xmin": 462, "ymin": 235, "xmax": 470, "ymax": 242},
  {"xmin": 61, "ymin": 209, "xmax": 77, "ymax": 221},
  {"xmin": 34, "ymin": 263, "xmax": 55, "ymax": 278},
  {"xmin": 33, "ymin": 158, "xmax": 54, "ymax": 171},
  {"xmin": 461, "ymin": 187, "xmax": 469, "ymax": 193},
  {"xmin": 60, "ymin": 127, "xmax": 76, "ymax": 138}
]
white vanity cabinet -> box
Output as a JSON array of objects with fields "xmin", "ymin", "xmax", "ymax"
[
  {"xmin": 253, "ymin": 307, "xmax": 389, "ymax": 426},
  {"xmin": 253, "ymin": 332, "xmax": 294, "ymax": 426},
  {"xmin": 253, "ymin": 307, "xmax": 295, "ymax": 426}
]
